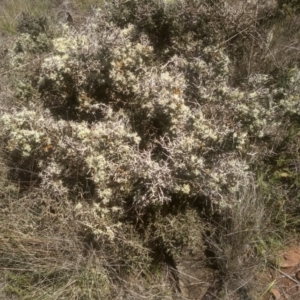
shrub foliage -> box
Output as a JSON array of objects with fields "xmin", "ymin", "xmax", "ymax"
[{"xmin": 3, "ymin": 1, "xmax": 300, "ymax": 209}]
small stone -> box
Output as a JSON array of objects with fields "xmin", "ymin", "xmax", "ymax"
[
  {"xmin": 280, "ymin": 250, "xmax": 300, "ymax": 268},
  {"xmin": 270, "ymin": 288, "xmax": 281, "ymax": 300}
]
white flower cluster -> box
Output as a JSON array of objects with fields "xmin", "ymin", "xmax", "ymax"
[
  {"xmin": 110, "ymin": 26, "xmax": 154, "ymax": 95},
  {"xmin": 1, "ymin": 108, "xmax": 46, "ymax": 157}
]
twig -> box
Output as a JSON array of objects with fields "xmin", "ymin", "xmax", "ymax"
[
  {"xmin": 271, "ymin": 265, "xmax": 300, "ymax": 285},
  {"xmin": 277, "ymin": 269, "xmax": 300, "ymax": 285},
  {"xmin": 168, "ymin": 265, "xmax": 208, "ymax": 284}
]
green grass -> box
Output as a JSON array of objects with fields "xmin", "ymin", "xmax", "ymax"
[
  {"xmin": 0, "ymin": 0, "xmax": 51, "ymax": 33},
  {"xmin": 0, "ymin": 0, "xmax": 104, "ymax": 34}
]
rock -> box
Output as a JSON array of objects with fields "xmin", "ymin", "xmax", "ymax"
[
  {"xmin": 57, "ymin": 11, "xmax": 73, "ymax": 24},
  {"xmin": 270, "ymin": 288, "xmax": 281, "ymax": 299},
  {"xmin": 280, "ymin": 249, "xmax": 300, "ymax": 268}
]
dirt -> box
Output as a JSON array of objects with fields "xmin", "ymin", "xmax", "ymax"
[
  {"xmin": 268, "ymin": 245, "xmax": 300, "ymax": 300},
  {"xmin": 176, "ymin": 254, "xmax": 215, "ymax": 300},
  {"xmin": 173, "ymin": 245, "xmax": 300, "ymax": 300},
  {"xmin": 247, "ymin": 245, "xmax": 300, "ymax": 300}
]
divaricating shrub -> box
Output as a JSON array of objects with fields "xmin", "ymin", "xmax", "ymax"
[{"xmin": 2, "ymin": 0, "xmax": 300, "ymax": 211}]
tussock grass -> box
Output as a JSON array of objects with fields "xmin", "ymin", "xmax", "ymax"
[{"xmin": 206, "ymin": 176, "xmax": 272, "ymax": 299}]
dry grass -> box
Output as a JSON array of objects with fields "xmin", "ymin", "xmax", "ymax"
[
  {"xmin": 206, "ymin": 176, "xmax": 269, "ymax": 299},
  {"xmin": 0, "ymin": 0, "xmax": 103, "ymax": 34},
  {"xmin": 0, "ymin": 152, "xmax": 174, "ymax": 299},
  {"xmin": 0, "ymin": 149, "xmax": 110, "ymax": 298},
  {"xmin": 266, "ymin": 14, "xmax": 300, "ymax": 69},
  {"xmin": 0, "ymin": 184, "xmax": 110, "ymax": 299},
  {"xmin": 0, "ymin": 0, "xmax": 51, "ymax": 33},
  {"xmin": 73, "ymin": 0, "xmax": 104, "ymax": 11}
]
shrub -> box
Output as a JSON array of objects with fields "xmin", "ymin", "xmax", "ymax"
[{"xmin": 3, "ymin": 0, "xmax": 300, "ymax": 210}]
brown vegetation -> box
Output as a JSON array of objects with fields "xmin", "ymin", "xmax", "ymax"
[{"xmin": 1, "ymin": 1, "xmax": 300, "ymax": 299}]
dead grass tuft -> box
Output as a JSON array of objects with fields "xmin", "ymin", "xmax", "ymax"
[{"xmin": 206, "ymin": 176, "xmax": 268, "ymax": 299}]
